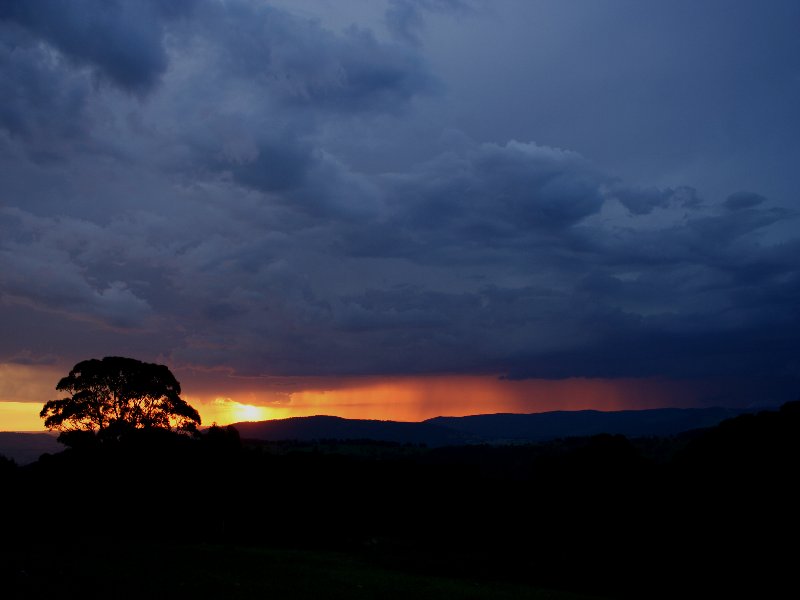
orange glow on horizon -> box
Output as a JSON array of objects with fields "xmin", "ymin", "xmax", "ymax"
[
  {"xmin": 0, "ymin": 401, "xmax": 44, "ymax": 432},
  {"xmin": 0, "ymin": 362, "xmax": 67, "ymax": 431},
  {"xmin": 273, "ymin": 376, "xmax": 681, "ymax": 421},
  {"xmin": 185, "ymin": 374, "xmax": 695, "ymax": 426},
  {"xmin": 199, "ymin": 397, "xmax": 283, "ymax": 424},
  {"xmin": 1, "ymin": 360, "xmax": 705, "ymax": 431}
]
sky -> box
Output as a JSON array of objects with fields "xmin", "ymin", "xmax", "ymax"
[{"xmin": 1, "ymin": 0, "xmax": 799, "ymax": 430}]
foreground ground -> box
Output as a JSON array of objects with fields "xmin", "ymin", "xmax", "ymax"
[
  {"xmin": 3, "ymin": 402, "xmax": 799, "ymax": 598},
  {"xmin": 2, "ymin": 540, "xmax": 604, "ymax": 600}
]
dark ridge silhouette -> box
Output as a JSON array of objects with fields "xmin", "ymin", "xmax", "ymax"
[
  {"xmin": 0, "ymin": 432, "xmax": 61, "ymax": 465},
  {"xmin": 427, "ymin": 406, "xmax": 759, "ymax": 442},
  {"xmin": 230, "ymin": 415, "xmax": 475, "ymax": 446},
  {"xmin": 230, "ymin": 406, "xmax": 759, "ymax": 446}
]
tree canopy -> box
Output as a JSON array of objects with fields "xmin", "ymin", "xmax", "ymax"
[{"xmin": 40, "ymin": 356, "xmax": 201, "ymax": 436}]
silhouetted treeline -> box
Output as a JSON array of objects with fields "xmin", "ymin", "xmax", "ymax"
[{"xmin": 3, "ymin": 403, "xmax": 800, "ymax": 598}]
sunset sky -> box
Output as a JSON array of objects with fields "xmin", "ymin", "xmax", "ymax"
[{"xmin": 1, "ymin": 1, "xmax": 799, "ymax": 431}]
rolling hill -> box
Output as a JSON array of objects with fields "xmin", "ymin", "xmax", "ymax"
[
  {"xmin": 231, "ymin": 406, "xmax": 759, "ymax": 446},
  {"xmin": 0, "ymin": 432, "xmax": 62, "ymax": 464}
]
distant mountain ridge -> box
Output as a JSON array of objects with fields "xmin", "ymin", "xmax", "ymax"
[
  {"xmin": 231, "ymin": 415, "xmax": 474, "ymax": 446},
  {"xmin": 427, "ymin": 407, "xmax": 757, "ymax": 442},
  {"xmin": 232, "ymin": 406, "xmax": 761, "ymax": 446},
  {"xmin": 0, "ymin": 432, "xmax": 61, "ymax": 465},
  {"xmin": 0, "ymin": 407, "xmax": 765, "ymax": 463}
]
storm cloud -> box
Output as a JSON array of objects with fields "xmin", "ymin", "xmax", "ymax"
[
  {"xmin": 0, "ymin": 0, "xmax": 193, "ymax": 93},
  {"xmin": 1, "ymin": 0, "xmax": 798, "ymax": 407}
]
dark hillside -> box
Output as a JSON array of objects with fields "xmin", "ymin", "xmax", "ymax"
[
  {"xmin": 2, "ymin": 403, "xmax": 798, "ymax": 599},
  {"xmin": 0, "ymin": 432, "xmax": 61, "ymax": 465},
  {"xmin": 427, "ymin": 406, "xmax": 755, "ymax": 442},
  {"xmin": 230, "ymin": 406, "xmax": 759, "ymax": 446},
  {"xmin": 231, "ymin": 415, "xmax": 474, "ymax": 446}
]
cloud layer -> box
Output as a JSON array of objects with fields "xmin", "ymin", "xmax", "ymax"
[{"xmin": 1, "ymin": 0, "xmax": 798, "ymax": 405}]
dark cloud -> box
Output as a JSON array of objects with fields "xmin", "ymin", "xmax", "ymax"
[
  {"xmin": 195, "ymin": 1, "xmax": 432, "ymax": 113},
  {"xmin": 612, "ymin": 185, "xmax": 700, "ymax": 216},
  {"xmin": 1, "ymin": 0, "xmax": 429, "ymax": 106},
  {"xmin": 0, "ymin": 27, "xmax": 91, "ymax": 147},
  {"xmin": 0, "ymin": 209, "xmax": 152, "ymax": 329},
  {"xmin": 4, "ymin": 350, "xmax": 59, "ymax": 366},
  {"xmin": 224, "ymin": 137, "xmax": 315, "ymax": 195},
  {"xmin": 341, "ymin": 140, "xmax": 607, "ymax": 262},
  {"xmin": 0, "ymin": 0, "xmax": 193, "ymax": 94},
  {"xmin": 725, "ymin": 191, "xmax": 767, "ymax": 211},
  {"xmin": 1, "ymin": 1, "xmax": 799, "ymax": 408},
  {"xmin": 385, "ymin": 0, "xmax": 474, "ymax": 43},
  {"xmin": 2, "ymin": 123, "xmax": 798, "ymax": 390}
]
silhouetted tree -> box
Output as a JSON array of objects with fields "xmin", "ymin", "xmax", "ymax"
[
  {"xmin": 202, "ymin": 424, "xmax": 242, "ymax": 453},
  {"xmin": 40, "ymin": 357, "xmax": 201, "ymax": 439}
]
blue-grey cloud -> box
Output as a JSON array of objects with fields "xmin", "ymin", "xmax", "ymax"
[
  {"xmin": 385, "ymin": 0, "xmax": 474, "ymax": 43},
  {"xmin": 1, "ymin": 1, "xmax": 799, "ymax": 408},
  {"xmin": 340, "ymin": 140, "xmax": 606, "ymax": 262},
  {"xmin": 0, "ymin": 0, "xmax": 193, "ymax": 94},
  {"xmin": 0, "ymin": 26, "xmax": 91, "ymax": 150},
  {"xmin": 611, "ymin": 185, "xmax": 700, "ymax": 216},
  {"xmin": 725, "ymin": 192, "xmax": 767, "ymax": 211},
  {"xmin": 194, "ymin": 1, "xmax": 432, "ymax": 113}
]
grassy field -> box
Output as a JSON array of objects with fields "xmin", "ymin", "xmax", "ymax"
[{"xmin": 4, "ymin": 540, "xmax": 607, "ymax": 600}]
